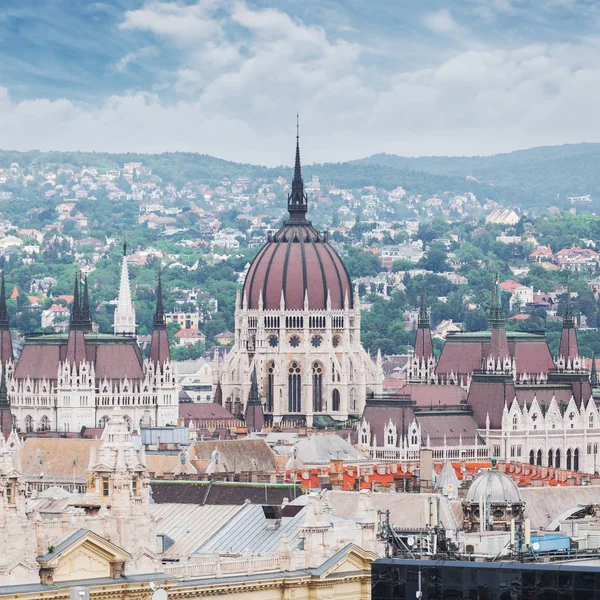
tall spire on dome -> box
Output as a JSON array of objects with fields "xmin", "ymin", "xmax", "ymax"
[
  {"xmin": 114, "ymin": 241, "xmax": 136, "ymax": 335},
  {"xmin": 287, "ymin": 113, "xmax": 308, "ymax": 222}
]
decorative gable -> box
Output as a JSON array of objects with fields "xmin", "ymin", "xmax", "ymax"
[{"xmin": 37, "ymin": 530, "xmax": 132, "ymax": 585}]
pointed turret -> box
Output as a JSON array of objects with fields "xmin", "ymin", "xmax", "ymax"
[
  {"xmin": 0, "ymin": 274, "xmax": 13, "ymax": 363},
  {"xmin": 0, "ymin": 367, "xmax": 12, "ymax": 439},
  {"xmin": 245, "ymin": 367, "xmax": 264, "ymax": 433},
  {"xmin": 149, "ymin": 273, "xmax": 170, "ymax": 365},
  {"xmin": 592, "ymin": 353, "xmax": 598, "ymax": 387},
  {"xmin": 66, "ymin": 272, "xmax": 87, "ymax": 363},
  {"xmin": 488, "ymin": 275, "xmax": 509, "ymax": 364},
  {"xmin": 214, "ymin": 381, "xmax": 223, "ymax": 406},
  {"xmin": 559, "ymin": 285, "xmax": 579, "ymax": 362},
  {"xmin": 70, "ymin": 272, "xmax": 81, "ymax": 326},
  {"xmin": 286, "ymin": 114, "xmax": 308, "ymax": 223},
  {"xmin": 81, "ymin": 275, "xmax": 92, "ymax": 332},
  {"xmin": 414, "ymin": 288, "xmax": 433, "ymax": 361},
  {"xmin": 114, "ymin": 242, "xmax": 137, "ymax": 335}
]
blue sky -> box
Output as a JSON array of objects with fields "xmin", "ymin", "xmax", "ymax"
[{"xmin": 1, "ymin": 0, "xmax": 600, "ymax": 164}]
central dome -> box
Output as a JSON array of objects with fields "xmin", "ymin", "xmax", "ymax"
[
  {"xmin": 244, "ymin": 222, "xmax": 352, "ymax": 311},
  {"xmin": 242, "ymin": 131, "xmax": 353, "ymax": 311}
]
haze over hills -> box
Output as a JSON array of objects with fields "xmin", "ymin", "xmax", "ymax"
[{"xmin": 2, "ymin": 142, "xmax": 600, "ymax": 209}]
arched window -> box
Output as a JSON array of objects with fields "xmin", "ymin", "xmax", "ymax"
[
  {"xmin": 512, "ymin": 414, "xmax": 518, "ymax": 430},
  {"xmin": 361, "ymin": 426, "xmax": 369, "ymax": 445},
  {"xmin": 25, "ymin": 415, "xmax": 33, "ymax": 433},
  {"xmin": 312, "ymin": 362, "xmax": 323, "ymax": 412},
  {"xmin": 574, "ymin": 448, "xmax": 580, "ymax": 472},
  {"xmin": 567, "ymin": 448, "xmax": 572, "ymax": 470},
  {"xmin": 529, "ymin": 450, "xmax": 534, "ymax": 465},
  {"xmin": 590, "ymin": 414, "xmax": 594, "ymax": 429},
  {"xmin": 40, "ymin": 416, "xmax": 50, "ymax": 432},
  {"xmin": 555, "ymin": 449, "xmax": 561, "ymax": 469},
  {"xmin": 536, "ymin": 449, "xmax": 542, "ymax": 466},
  {"xmin": 99, "ymin": 415, "xmax": 109, "ymax": 428},
  {"xmin": 123, "ymin": 416, "xmax": 132, "ymax": 432},
  {"xmin": 548, "ymin": 449, "xmax": 553, "ymax": 468},
  {"xmin": 350, "ymin": 388, "xmax": 357, "ymax": 412},
  {"xmin": 332, "ymin": 389, "xmax": 340, "ymax": 412},
  {"xmin": 266, "ymin": 362, "xmax": 275, "ymax": 413},
  {"xmin": 288, "ymin": 362, "xmax": 302, "ymax": 413}
]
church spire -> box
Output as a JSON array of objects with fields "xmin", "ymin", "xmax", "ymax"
[
  {"xmin": 0, "ymin": 273, "xmax": 8, "ymax": 328},
  {"xmin": 153, "ymin": 273, "xmax": 165, "ymax": 328},
  {"xmin": 287, "ymin": 113, "xmax": 308, "ymax": 222},
  {"xmin": 559, "ymin": 284, "xmax": 579, "ymax": 362},
  {"xmin": 245, "ymin": 366, "xmax": 264, "ymax": 433},
  {"xmin": 591, "ymin": 353, "xmax": 598, "ymax": 386},
  {"xmin": 70, "ymin": 271, "xmax": 85, "ymax": 329},
  {"xmin": 0, "ymin": 368, "xmax": 7, "ymax": 408},
  {"xmin": 563, "ymin": 283, "xmax": 575, "ymax": 328},
  {"xmin": 418, "ymin": 287, "xmax": 430, "ymax": 328},
  {"xmin": 488, "ymin": 274, "xmax": 505, "ymax": 329},
  {"xmin": 149, "ymin": 272, "xmax": 170, "ymax": 365},
  {"xmin": 81, "ymin": 275, "xmax": 92, "ymax": 330},
  {"xmin": 114, "ymin": 243, "xmax": 136, "ymax": 335},
  {"xmin": 0, "ymin": 273, "xmax": 12, "ymax": 364}
]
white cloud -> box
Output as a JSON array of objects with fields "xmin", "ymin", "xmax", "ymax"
[
  {"xmin": 114, "ymin": 46, "xmax": 158, "ymax": 73},
  {"xmin": 423, "ymin": 9, "xmax": 464, "ymax": 35},
  {"xmin": 120, "ymin": 0, "xmax": 223, "ymax": 44},
  {"xmin": 4, "ymin": 1, "xmax": 600, "ymax": 164}
]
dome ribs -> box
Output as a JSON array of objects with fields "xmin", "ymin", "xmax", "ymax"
[
  {"xmin": 298, "ymin": 227, "xmax": 309, "ymax": 308},
  {"xmin": 320, "ymin": 240, "xmax": 346, "ymax": 310},
  {"xmin": 307, "ymin": 232, "xmax": 329, "ymax": 310},
  {"xmin": 280, "ymin": 225, "xmax": 296, "ymax": 309},
  {"xmin": 259, "ymin": 235, "xmax": 285, "ymax": 310},
  {"xmin": 245, "ymin": 222, "xmax": 352, "ymax": 311},
  {"xmin": 245, "ymin": 241, "xmax": 271, "ymax": 309}
]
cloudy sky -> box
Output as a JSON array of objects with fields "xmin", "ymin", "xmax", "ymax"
[{"xmin": 1, "ymin": 0, "xmax": 600, "ymax": 164}]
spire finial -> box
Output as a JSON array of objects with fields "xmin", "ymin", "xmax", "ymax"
[
  {"xmin": 592, "ymin": 352, "xmax": 598, "ymax": 386},
  {"xmin": 123, "ymin": 240, "xmax": 127, "ymax": 257},
  {"xmin": 287, "ymin": 114, "xmax": 308, "ymax": 222}
]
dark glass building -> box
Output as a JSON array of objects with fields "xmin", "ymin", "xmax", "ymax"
[{"xmin": 372, "ymin": 558, "xmax": 600, "ymax": 600}]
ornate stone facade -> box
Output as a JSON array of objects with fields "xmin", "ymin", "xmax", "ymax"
[
  {"xmin": 6, "ymin": 264, "xmax": 178, "ymax": 435},
  {"xmin": 218, "ymin": 133, "xmax": 383, "ymax": 426},
  {"xmin": 0, "ymin": 409, "xmax": 158, "ymax": 586}
]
